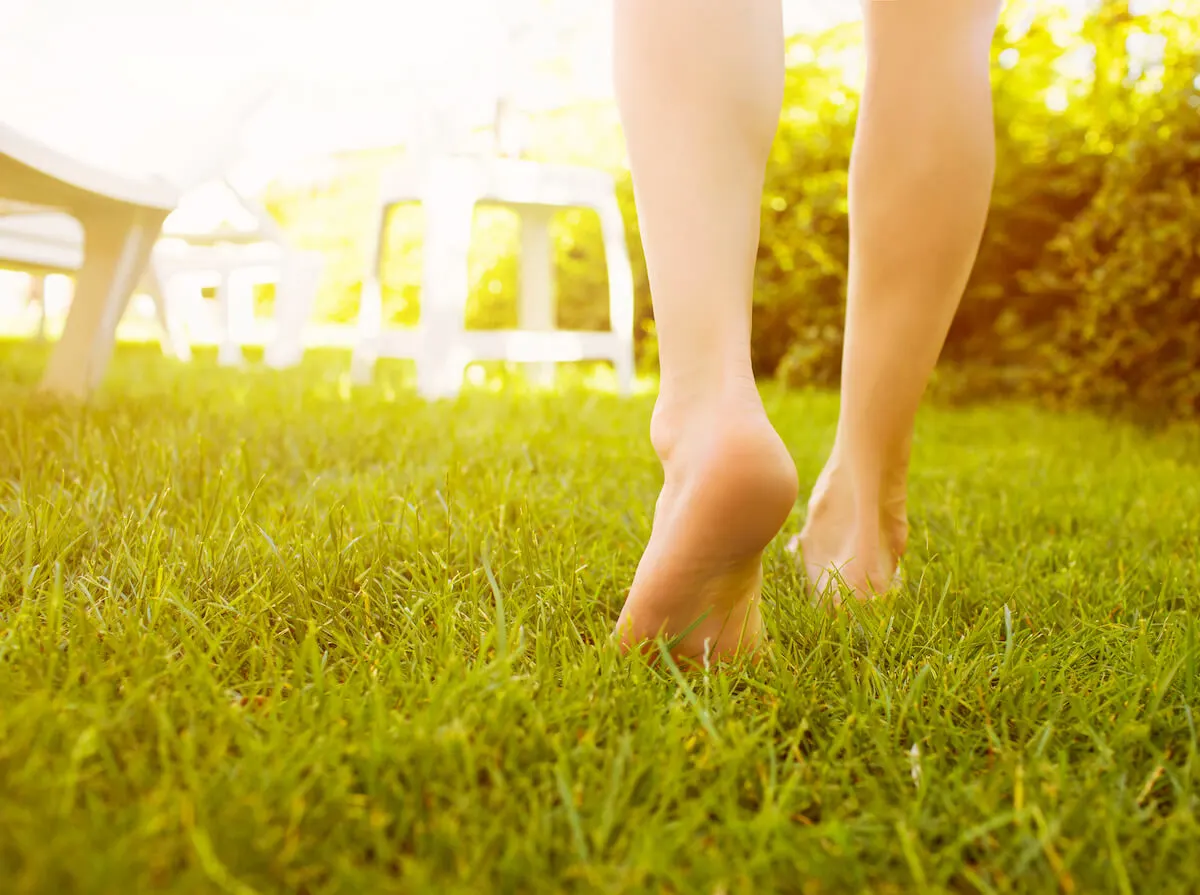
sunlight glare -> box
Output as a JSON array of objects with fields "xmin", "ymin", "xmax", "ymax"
[{"xmin": 1045, "ymin": 85, "xmax": 1070, "ymax": 112}]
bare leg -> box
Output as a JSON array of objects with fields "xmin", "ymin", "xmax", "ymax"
[
  {"xmin": 612, "ymin": 0, "xmax": 798, "ymax": 661},
  {"xmin": 795, "ymin": 0, "xmax": 1002, "ymax": 602}
]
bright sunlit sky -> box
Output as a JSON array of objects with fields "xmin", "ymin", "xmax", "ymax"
[{"xmin": 0, "ymin": 0, "xmax": 1142, "ymax": 191}]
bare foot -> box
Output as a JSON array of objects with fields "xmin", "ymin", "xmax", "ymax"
[
  {"xmin": 789, "ymin": 455, "xmax": 909, "ymax": 607},
  {"xmin": 615, "ymin": 386, "xmax": 799, "ymax": 664}
]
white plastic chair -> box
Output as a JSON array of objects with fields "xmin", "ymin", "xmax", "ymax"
[
  {"xmin": 349, "ymin": 6, "xmax": 635, "ymax": 398},
  {"xmin": 350, "ymin": 156, "xmax": 635, "ymax": 398},
  {"xmin": 0, "ymin": 160, "xmax": 319, "ymax": 376},
  {"xmin": 0, "ymin": 207, "xmax": 190, "ymax": 358},
  {"xmin": 0, "ymin": 124, "xmax": 177, "ymax": 396},
  {"xmin": 152, "ymin": 181, "xmax": 322, "ymax": 369}
]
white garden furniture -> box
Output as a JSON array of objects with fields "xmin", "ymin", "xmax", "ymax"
[
  {"xmin": 2, "ymin": 0, "xmax": 625, "ymax": 397},
  {"xmin": 0, "ymin": 207, "xmax": 189, "ymax": 357},
  {"xmin": 0, "ymin": 123, "xmax": 177, "ymax": 396},
  {"xmin": 152, "ymin": 184, "xmax": 322, "ymax": 369},
  {"xmin": 0, "ymin": 153, "xmax": 321, "ymax": 374},
  {"xmin": 351, "ymin": 155, "xmax": 636, "ymax": 398},
  {"xmin": 151, "ymin": 239, "xmax": 322, "ymax": 370}
]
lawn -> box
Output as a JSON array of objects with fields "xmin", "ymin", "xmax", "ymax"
[{"xmin": 1, "ymin": 342, "xmax": 1198, "ymax": 894}]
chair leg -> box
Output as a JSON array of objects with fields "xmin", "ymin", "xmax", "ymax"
[
  {"xmin": 28, "ymin": 273, "xmax": 47, "ymax": 342},
  {"xmin": 145, "ymin": 263, "xmax": 192, "ymax": 362},
  {"xmin": 417, "ymin": 181, "xmax": 476, "ymax": 400},
  {"xmin": 215, "ymin": 273, "xmax": 243, "ymax": 367},
  {"xmin": 519, "ymin": 206, "xmax": 556, "ymax": 388},
  {"xmin": 351, "ymin": 276, "xmax": 383, "ymax": 385},
  {"xmin": 598, "ymin": 195, "xmax": 636, "ymax": 396},
  {"xmin": 267, "ymin": 253, "xmax": 318, "ymax": 370},
  {"xmin": 351, "ymin": 204, "xmax": 391, "ymax": 384},
  {"xmin": 40, "ymin": 206, "xmax": 166, "ymax": 398}
]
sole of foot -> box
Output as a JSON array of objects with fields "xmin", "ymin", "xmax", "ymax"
[
  {"xmin": 788, "ymin": 459, "xmax": 908, "ymax": 609},
  {"xmin": 615, "ymin": 392, "xmax": 799, "ymax": 666}
]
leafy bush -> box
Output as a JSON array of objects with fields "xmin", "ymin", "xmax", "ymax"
[
  {"xmin": 1017, "ymin": 67, "xmax": 1200, "ymax": 416},
  {"xmin": 764, "ymin": 1, "xmax": 1200, "ymax": 419},
  {"xmin": 754, "ymin": 35, "xmax": 858, "ymax": 384}
]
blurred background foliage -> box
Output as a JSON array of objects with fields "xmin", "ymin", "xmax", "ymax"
[{"xmin": 264, "ymin": 0, "xmax": 1200, "ymax": 418}]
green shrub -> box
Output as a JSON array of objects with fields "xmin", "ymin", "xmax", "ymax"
[
  {"xmin": 1017, "ymin": 63, "xmax": 1200, "ymax": 416},
  {"xmin": 768, "ymin": 2, "xmax": 1200, "ymax": 419},
  {"xmin": 755, "ymin": 34, "xmax": 858, "ymax": 384}
]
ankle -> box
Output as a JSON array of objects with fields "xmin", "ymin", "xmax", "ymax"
[
  {"xmin": 650, "ymin": 374, "xmax": 763, "ymax": 465},
  {"xmin": 807, "ymin": 447, "xmax": 910, "ymax": 555}
]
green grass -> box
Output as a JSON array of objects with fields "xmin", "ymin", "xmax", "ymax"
[{"xmin": 1, "ymin": 342, "xmax": 1199, "ymax": 895}]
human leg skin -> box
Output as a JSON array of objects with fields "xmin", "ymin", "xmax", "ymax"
[
  {"xmin": 612, "ymin": 0, "xmax": 798, "ymax": 661},
  {"xmin": 795, "ymin": 0, "xmax": 1002, "ymax": 603}
]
